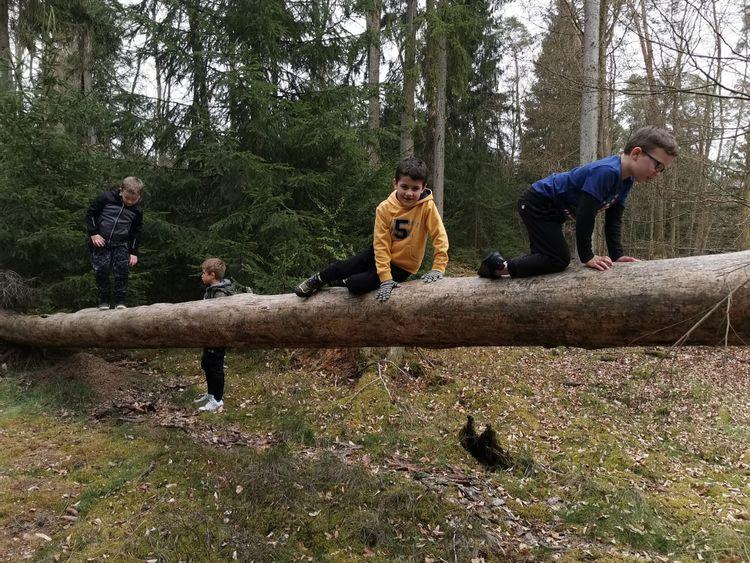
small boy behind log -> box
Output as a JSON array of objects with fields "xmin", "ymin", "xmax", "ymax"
[
  {"xmin": 478, "ymin": 126, "xmax": 678, "ymax": 279},
  {"xmin": 193, "ymin": 258, "xmax": 234, "ymax": 413},
  {"xmin": 294, "ymin": 156, "xmax": 449, "ymax": 302}
]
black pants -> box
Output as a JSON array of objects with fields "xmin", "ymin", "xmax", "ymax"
[
  {"xmin": 201, "ymin": 347, "xmax": 225, "ymax": 401},
  {"xmin": 90, "ymin": 245, "xmax": 130, "ymax": 303},
  {"xmin": 319, "ymin": 247, "xmax": 411, "ymax": 294},
  {"xmin": 506, "ymin": 190, "xmax": 572, "ymax": 278}
]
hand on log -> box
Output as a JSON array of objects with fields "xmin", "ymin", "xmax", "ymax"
[
  {"xmin": 375, "ymin": 280, "xmax": 399, "ymax": 302},
  {"xmin": 421, "ymin": 270, "xmax": 444, "ymax": 284}
]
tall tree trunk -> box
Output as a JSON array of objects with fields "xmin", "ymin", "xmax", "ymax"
[
  {"xmin": 667, "ymin": 34, "xmax": 684, "ymax": 257},
  {"xmin": 0, "ymin": 0, "xmax": 11, "ymax": 92},
  {"xmin": 152, "ymin": 0, "xmax": 163, "ymax": 164},
  {"xmin": 741, "ymin": 0, "xmax": 750, "ymax": 250},
  {"xmin": 3, "ymin": 252, "xmax": 749, "ymax": 349},
  {"xmin": 366, "ymin": 0, "xmax": 381, "ymax": 167},
  {"xmin": 629, "ymin": 0, "xmax": 663, "ymax": 258},
  {"xmin": 399, "ymin": 0, "xmax": 417, "ymax": 157},
  {"xmin": 186, "ymin": 1, "xmax": 209, "ymax": 150},
  {"xmin": 13, "ymin": 30, "xmax": 24, "ymax": 92},
  {"xmin": 579, "ymin": 0, "xmax": 599, "ymax": 165},
  {"xmin": 744, "ymin": 127, "xmax": 750, "ymax": 250},
  {"xmin": 629, "ymin": 0, "xmax": 658, "ymax": 123},
  {"xmin": 596, "ymin": 0, "xmax": 610, "ymax": 157},
  {"xmin": 694, "ymin": 91, "xmax": 714, "ymax": 253},
  {"xmin": 46, "ymin": 31, "xmax": 78, "ymax": 93},
  {"xmin": 430, "ymin": 2, "xmax": 447, "ymax": 216},
  {"xmin": 81, "ymin": 27, "xmax": 97, "ymax": 145},
  {"xmin": 580, "ymin": 0, "xmax": 600, "ymax": 255},
  {"xmin": 510, "ymin": 47, "xmax": 522, "ymax": 162}
]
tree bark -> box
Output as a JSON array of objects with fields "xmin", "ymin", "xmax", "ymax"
[
  {"xmin": 2, "ymin": 252, "xmax": 749, "ymax": 350},
  {"xmin": 399, "ymin": 0, "xmax": 417, "ymax": 158},
  {"xmin": 744, "ymin": 127, "xmax": 750, "ymax": 249},
  {"xmin": 186, "ymin": 1, "xmax": 209, "ymax": 150},
  {"xmin": 0, "ymin": 0, "xmax": 11, "ymax": 92},
  {"xmin": 432, "ymin": 19, "xmax": 447, "ymax": 216},
  {"xmin": 425, "ymin": 0, "xmax": 446, "ymax": 216},
  {"xmin": 366, "ymin": 0, "xmax": 381, "ymax": 167},
  {"xmin": 580, "ymin": 0, "xmax": 600, "ymax": 255},
  {"xmin": 579, "ymin": 0, "xmax": 599, "ymax": 165}
]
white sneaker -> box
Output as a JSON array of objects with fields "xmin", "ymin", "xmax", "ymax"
[
  {"xmin": 198, "ymin": 397, "xmax": 224, "ymax": 412},
  {"xmin": 115, "ymin": 303, "xmax": 127, "ymax": 310},
  {"xmin": 193, "ymin": 393, "xmax": 211, "ymax": 404}
]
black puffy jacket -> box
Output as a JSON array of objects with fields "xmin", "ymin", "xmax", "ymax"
[{"xmin": 84, "ymin": 189, "xmax": 144, "ymax": 255}]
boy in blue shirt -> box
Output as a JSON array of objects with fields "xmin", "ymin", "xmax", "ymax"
[{"xmin": 478, "ymin": 126, "xmax": 677, "ymax": 278}]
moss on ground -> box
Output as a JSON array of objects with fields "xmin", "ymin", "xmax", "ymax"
[{"xmin": 1, "ymin": 344, "xmax": 749, "ymax": 560}]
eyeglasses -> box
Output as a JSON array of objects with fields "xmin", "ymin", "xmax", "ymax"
[{"xmin": 642, "ymin": 150, "xmax": 665, "ymax": 173}]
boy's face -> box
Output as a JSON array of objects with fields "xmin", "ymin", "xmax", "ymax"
[
  {"xmin": 201, "ymin": 270, "xmax": 218, "ymax": 286},
  {"xmin": 120, "ymin": 189, "xmax": 141, "ymax": 207},
  {"xmin": 393, "ymin": 175, "xmax": 426, "ymax": 208},
  {"xmin": 630, "ymin": 146, "xmax": 674, "ymax": 182}
]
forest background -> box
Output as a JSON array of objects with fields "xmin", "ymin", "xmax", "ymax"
[{"xmin": 0, "ymin": 0, "xmax": 748, "ymax": 311}]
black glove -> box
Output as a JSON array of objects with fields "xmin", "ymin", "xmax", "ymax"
[
  {"xmin": 421, "ymin": 270, "xmax": 444, "ymax": 284},
  {"xmin": 375, "ymin": 280, "xmax": 399, "ymax": 302}
]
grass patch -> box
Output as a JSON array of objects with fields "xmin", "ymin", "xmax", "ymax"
[{"xmin": 2, "ymin": 344, "xmax": 750, "ymax": 560}]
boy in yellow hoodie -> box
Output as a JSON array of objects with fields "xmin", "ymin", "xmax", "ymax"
[{"xmin": 294, "ymin": 157, "xmax": 449, "ymax": 302}]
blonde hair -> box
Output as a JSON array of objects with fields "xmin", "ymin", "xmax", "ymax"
[
  {"xmin": 201, "ymin": 258, "xmax": 226, "ymax": 279},
  {"xmin": 121, "ymin": 176, "xmax": 145, "ymax": 195}
]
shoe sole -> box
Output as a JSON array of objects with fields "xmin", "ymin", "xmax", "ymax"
[{"xmin": 478, "ymin": 252, "xmax": 505, "ymax": 279}]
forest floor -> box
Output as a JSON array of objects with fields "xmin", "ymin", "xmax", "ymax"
[{"xmin": 0, "ymin": 344, "xmax": 748, "ymax": 561}]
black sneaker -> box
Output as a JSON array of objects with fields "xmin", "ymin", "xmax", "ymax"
[
  {"xmin": 294, "ymin": 273, "xmax": 324, "ymax": 297},
  {"xmin": 478, "ymin": 251, "xmax": 506, "ymax": 279},
  {"xmin": 98, "ymin": 302, "xmax": 111, "ymax": 311}
]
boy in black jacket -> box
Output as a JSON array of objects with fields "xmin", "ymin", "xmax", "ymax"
[
  {"xmin": 194, "ymin": 258, "xmax": 234, "ymax": 413},
  {"xmin": 84, "ymin": 177, "xmax": 145, "ymax": 310}
]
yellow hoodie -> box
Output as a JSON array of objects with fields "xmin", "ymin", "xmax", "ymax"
[{"xmin": 373, "ymin": 189, "xmax": 449, "ymax": 282}]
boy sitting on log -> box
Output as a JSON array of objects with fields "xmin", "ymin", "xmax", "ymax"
[
  {"xmin": 85, "ymin": 176, "xmax": 145, "ymax": 310},
  {"xmin": 294, "ymin": 156, "xmax": 449, "ymax": 302},
  {"xmin": 194, "ymin": 258, "xmax": 234, "ymax": 413},
  {"xmin": 478, "ymin": 126, "xmax": 678, "ymax": 279}
]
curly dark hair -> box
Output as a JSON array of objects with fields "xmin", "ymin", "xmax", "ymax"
[{"xmin": 394, "ymin": 156, "xmax": 428, "ymax": 183}]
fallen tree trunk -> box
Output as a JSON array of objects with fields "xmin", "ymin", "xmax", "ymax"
[{"xmin": 1, "ymin": 251, "xmax": 749, "ymax": 349}]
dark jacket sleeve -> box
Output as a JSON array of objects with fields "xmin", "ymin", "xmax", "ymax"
[
  {"xmin": 84, "ymin": 192, "xmax": 108, "ymax": 236},
  {"xmin": 604, "ymin": 203, "xmax": 625, "ymax": 261},
  {"xmin": 128, "ymin": 206, "xmax": 144, "ymax": 255},
  {"xmin": 575, "ymin": 192, "xmax": 600, "ymax": 263}
]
